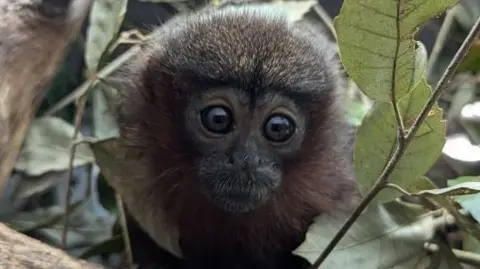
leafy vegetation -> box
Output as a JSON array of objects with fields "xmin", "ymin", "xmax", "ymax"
[{"xmin": 3, "ymin": 0, "xmax": 480, "ymax": 268}]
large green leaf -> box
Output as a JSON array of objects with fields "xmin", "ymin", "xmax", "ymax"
[
  {"xmin": 294, "ymin": 201, "xmax": 458, "ymax": 268},
  {"xmin": 334, "ymin": 0, "xmax": 457, "ymax": 102},
  {"xmin": 85, "ymin": 0, "xmax": 129, "ymax": 74},
  {"xmin": 354, "ymin": 79, "xmax": 446, "ymax": 202},
  {"xmin": 14, "ymin": 117, "xmax": 95, "ymax": 176},
  {"xmin": 412, "ymin": 182, "xmax": 480, "ymax": 241}
]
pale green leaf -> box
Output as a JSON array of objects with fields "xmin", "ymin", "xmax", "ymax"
[
  {"xmin": 14, "ymin": 117, "xmax": 95, "ymax": 176},
  {"xmin": 418, "ymin": 191, "xmax": 480, "ymax": 241},
  {"xmin": 448, "ymin": 177, "xmax": 480, "ymax": 223},
  {"xmin": 354, "ymin": 79, "xmax": 446, "ymax": 202},
  {"xmin": 464, "ymin": 234, "xmax": 480, "ymax": 253},
  {"xmin": 294, "ymin": 201, "xmax": 454, "ymax": 268},
  {"xmin": 93, "ymin": 83, "xmax": 120, "ymax": 140},
  {"xmin": 334, "ymin": 0, "xmax": 457, "ymax": 102},
  {"xmin": 406, "ymin": 176, "xmax": 438, "ymax": 193},
  {"xmin": 416, "ymin": 181, "xmax": 480, "ymax": 197},
  {"xmin": 85, "ymin": 0, "xmax": 129, "ymax": 73}
]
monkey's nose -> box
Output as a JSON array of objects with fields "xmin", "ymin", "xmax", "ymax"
[{"xmin": 225, "ymin": 151, "xmax": 260, "ymax": 169}]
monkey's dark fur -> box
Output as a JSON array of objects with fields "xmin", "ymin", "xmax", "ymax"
[{"xmin": 116, "ymin": 6, "xmax": 360, "ymax": 269}]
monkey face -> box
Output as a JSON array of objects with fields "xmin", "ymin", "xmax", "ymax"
[
  {"xmin": 119, "ymin": 8, "xmax": 345, "ymax": 217},
  {"xmin": 184, "ymin": 88, "xmax": 306, "ymax": 213}
]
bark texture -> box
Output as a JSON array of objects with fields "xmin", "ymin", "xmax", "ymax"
[
  {"xmin": 0, "ymin": 223, "xmax": 104, "ymax": 268},
  {"xmin": 0, "ymin": 0, "xmax": 91, "ymax": 191}
]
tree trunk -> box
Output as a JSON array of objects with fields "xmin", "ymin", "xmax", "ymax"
[{"xmin": 0, "ymin": 0, "xmax": 91, "ymax": 192}]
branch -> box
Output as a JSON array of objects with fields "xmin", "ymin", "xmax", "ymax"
[
  {"xmin": 0, "ymin": 223, "xmax": 103, "ymax": 269},
  {"xmin": 0, "ymin": 0, "xmax": 92, "ymax": 192},
  {"xmin": 310, "ymin": 11, "xmax": 480, "ymax": 269}
]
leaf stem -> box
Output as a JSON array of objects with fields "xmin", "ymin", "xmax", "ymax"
[
  {"xmin": 116, "ymin": 194, "xmax": 135, "ymax": 269},
  {"xmin": 391, "ymin": 1, "xmax": 406, "ymax": 138},
  {"xmin": 383, "ymin": 183, "xmax": 412, "ymax": 196},
  {"xmin": 44, "ymin": 45, "xmax": 141, "ymax": 117},
  {"xmin": 61, "ymin": 90, "xmax": 89, "ymax": 249},
  {"xmin": 310, "ymin": 12, "xmax": 480, "ymax": 269}
]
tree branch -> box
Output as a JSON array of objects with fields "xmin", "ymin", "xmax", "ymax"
[{"xmin": 310, "ymin": 10, "xmax": 480, "ymax": 269}]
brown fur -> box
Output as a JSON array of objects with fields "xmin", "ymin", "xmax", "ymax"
[{"xmin": 116, "ymin": 6, "xmax": 359, "ymax": 269}]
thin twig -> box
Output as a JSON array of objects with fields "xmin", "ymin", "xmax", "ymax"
[
  {"xmin": 383, "ymin": 183, "xmax": 412, "ymax": 196},
  {"xmin": 44, "ymin": 44, "xmax": 142, "ymax": 116},
  {"xmin": 310, "ymin": 12, "xmax": 480, "ymax": 269},
  {"xmin": 61, "ymin": 91, "xmax": 90, "ymax": 249},
  {"xmin": 116, "ymin": 194, "xmax": 134, "ymax": 269}
]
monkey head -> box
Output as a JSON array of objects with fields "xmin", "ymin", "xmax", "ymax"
[{"xmin": 116, "ymin": 6, "xmax": 358, "ymax": 267}]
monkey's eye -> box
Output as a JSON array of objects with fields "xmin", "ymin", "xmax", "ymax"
[
  {"xmin": 263, "ymin": 114, "xmax": 296, "ymax": 143},
  {"xmin": 200, "ymin": 105, "xmax": 234, "ymax": 134}
]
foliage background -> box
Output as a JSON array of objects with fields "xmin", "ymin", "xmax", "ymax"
[{"xmin": 2, "ymin": 0, "xmax": 480, "ymax": 268}]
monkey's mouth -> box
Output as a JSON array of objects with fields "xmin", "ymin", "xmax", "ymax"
[
  {"xmin": 198, "ymin": 169, "xmax": 280, "ymax": 213},
  {"xmin": 213, "ymin": 183, "xmax": 269, "ymax": 213}
]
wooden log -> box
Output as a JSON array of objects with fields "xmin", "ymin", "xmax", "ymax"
[
  {"xmin": 0, "ymin": 222, "xmax": 104, "ymax": 268},
  {"xmin": 0, "ymin": 0, "xmax": 92, "ymax": 192}
]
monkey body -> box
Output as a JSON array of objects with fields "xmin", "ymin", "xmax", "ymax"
[{"xmin": 116, "ymin": 6, "xmax": 359, "ymax": 269}]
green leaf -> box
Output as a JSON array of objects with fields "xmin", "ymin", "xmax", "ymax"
[
  {"xmin": 433, "ymin": 240, "xmax": 463, "ymax": 269},
  {"xmin": 334, "ymin": 0, "xmax": 457, "ymax": 102},
  {"xmin": 464, "ymin": 234, "xmax": 480, "ymax": 253},
  {"xmin": 294, "ymin": 201, "xmax": 454, "ymax": 268},
  {"xmin": 346, "ymin": 98, "xmax": 370, "ymax": 126},
  {"xmin": 92, "ymin": 83, "xmax": 120, "ymax": 140},
  {"xmin": 447, "ymin": 177, "xmax": 480, "ymax": 222},
  {"xmin": 406, "ymin": 176, "xmax": 438, "ymax": 193},
  {"xmin": 11, "ymin": 171, "xmax": 63, "ymax": 205},
  {"xmin": 456, "ymin": 39, "xmax": 480, "ymax": 73},
  {"xmin": 416, "ymin": 181, "xmax": 480, "ymax": 197},
  {"xmin": 85, "ymin": 0, "xmax": 129, "ymax": 74},
  {"xmin": 414, "ymin": 186, "xmax": 480, "ymax": 241},
  {"xmin": 6, "ymin": 201, "xmax": 84, "ymax": 234},
  {"xmin": 14, "ymin": 117, "xmax": 95, "ymax": 176},
  {"xmin": 354, "ymin": 79, "xmax": 446, "ymax": 202}
]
